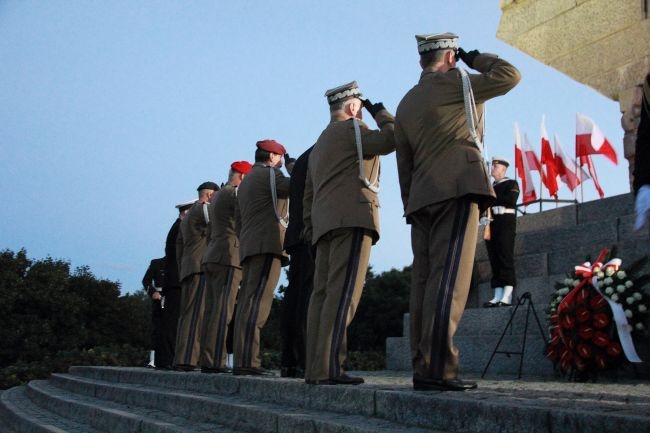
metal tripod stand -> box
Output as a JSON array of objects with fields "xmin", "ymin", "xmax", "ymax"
[{"xmin": 481, "ymin": 292, "xmax": 548, "ymax": 379}]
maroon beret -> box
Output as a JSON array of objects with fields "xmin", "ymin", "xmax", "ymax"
[
  {"xmin": 231, "ymin": 160, "xmax": 253, "ymax": 174},
  {"xmin": 256, "ymin": 139, "xmax": 286, "ymax": 155}
]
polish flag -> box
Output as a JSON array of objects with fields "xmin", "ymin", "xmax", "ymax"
[
  {"xmin": 554, "ymin": 134, "xmax": 589, "ymax": 192},
  {"xmin": 575, "ymin": 113, "xmax": 618, "ymax": 164},
  {"xmin": 523, "ymin": 133, "xmax": 543, "ymax": 174},
  {"xmin": 581, "ymin": 154, "xmax": 605, "ymax": 198},
  {"xmin": 514, "ymin": 123, "xmax": 537, "ymax": 203},
  {"xmin": 540, "ymin": 116, "xmax": 559, "ymax": 198}
]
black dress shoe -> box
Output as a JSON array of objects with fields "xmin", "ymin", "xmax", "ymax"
[
  {"xmin": 232, "ymin": 367, "xmax": 276, "ymax": 377},
  {"xmin": 306, "ymin": 374, "xmax": 364, "ymax": 385},
  {"xmin": 413, "ymin": 376, "xmax": 477, "ymax": 391},
  {"xmin": 497, "ymin": 301, "xmax": 512, "ymax": 307},
  {"xmin": 483, "ymin": 301, "xmax": 498, "ymax": 308},
  {"xmin": 201, "ymin": 367, "xmax": 232, "ymax": 374},
  {"xmin": 173, "ymin": 364, "xmax": 198, "ymax": 372},
  {"xmin": 281, "ymin": 366, "xmax": 297, "ymax": 378}
]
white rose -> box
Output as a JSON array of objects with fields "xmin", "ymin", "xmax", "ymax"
[
  {"xmin": 633, "ymin": 292, "xmax": 642, "ymax": 300},
  {"xmin": 626, "ymin": 297, "xmax": 635, "ymax": 304},
  {"xmin": 598, "ymin": 281, "xmax": 605, "ymax": 288},
  {"xmin": 604, "ymin": 277, "xmax": 614, "ymax": 285},
  {"xmin": 626, "ymin": 281, "xmax": 634, "ymax": 288},
  {"xmin": 597, "ymin": 271, "xmax": 604, "ymax": 278},
  {"xmin": 556, "ymin": 296, "xmax": 563, "ymax": 302},
  {"xmin": 550, "ymin": 307, "xmax": 556, "ymax": 313},
  {"xmin": 617, "ymin": 285, "xmax": 626, "ymax": 293},
  {"xmin": 559, "ymin": 287, "xmax": 570, "ymax": 295},
  {"xmin": 605, "ymin": 287, "xmax": 614, "ymax": 295},
  {"xmin": 617, "ymin": 271, "xmax": 627, "ymax": 279},
  {"xmin": 636, "ymin": 323, "xmax": 645, "ymax": 331},
  {"xmin": 593, "ymin": 266, "xmax": 601, "ymax": 273},
  {"xmin": 572, "ymin": 280, "xmax": 580, "ymax": 287},
  {"xmin": 625, "ymin": 309, "xmax": 633, "ymax": 318},
  {"xmin": 605, "ymin": 268, "xmax": 615, "ymax": 277},
  {"xmin": 639, "ymin": 304, "xmax": 647, "ymax": 312},
  {"xmin": 611, "ymin": 294, "xmax": 619, "ymax": 302},
  {"xmin": 564, "ymin": 278, "xmax": 574, "ymax": 285}
]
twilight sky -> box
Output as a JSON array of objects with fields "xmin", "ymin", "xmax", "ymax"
[{"xmin": 0, "ymin": 1, "xmax": 630, "ymax": 293}]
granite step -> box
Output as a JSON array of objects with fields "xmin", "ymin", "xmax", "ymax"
[
  {"xmin": 40, "ymin": 368, "xmax": 650, "ymax": 433},
  {"xmin": 46, "ymin": 372, "xmax": 441, "ymax": 433},
  {"xmin": 0, "ymin": 386, "xmax": 102, "ymax": 433},
  {"xmin": 25, "ymin": 380, "xmax": 235, "ymax": 433}
]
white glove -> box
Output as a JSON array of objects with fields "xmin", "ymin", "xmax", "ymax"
[
  {"xmin": 479, "ymin": 216, "xmax": 491, "ymax": 226},
  {"xmin": 634, "ymin": 185, "xmax": 650, "ymax": 232}
]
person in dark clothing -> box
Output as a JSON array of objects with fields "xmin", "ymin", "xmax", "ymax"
[
  {"xmin": 483, "ymin": 157, "xmax": 519, "ymax": 307},
  {"xmin": 280, "ymin": 147, "xmax": 314, "ymax": 378},
  {"xmin": 142, "ymin": 257, "xmax": 166, "ymax": 367},
  {"xmin": 634, "ymin": 72, "xmax": 650, "ymax": 234},
  {"xmin": 156, "ymin": 199, "xmax": 195, "ymax": 369}
]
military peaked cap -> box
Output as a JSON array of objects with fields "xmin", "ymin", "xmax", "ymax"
[{"xmin": 415, "ymin": 32, "xmax": 459, "ymax": 54}]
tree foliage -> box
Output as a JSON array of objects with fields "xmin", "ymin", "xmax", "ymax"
[{"xmin": 0, "ymin": 249, "xmax": 150, "ymax": 388}]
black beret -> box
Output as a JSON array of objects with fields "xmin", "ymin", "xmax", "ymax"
[{"xmin": 196, "ymin": 181, "xmax": 219, "ymax": 191}]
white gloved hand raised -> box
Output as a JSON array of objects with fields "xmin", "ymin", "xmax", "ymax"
[{"xmin": 634, "ymin": 185, "xmax": 650, "ymax": 232}]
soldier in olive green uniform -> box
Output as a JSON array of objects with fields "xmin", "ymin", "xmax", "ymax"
[
  {"xmin": 233, "ymin": 140, "xmax": 290, "ymax": 376},
  {"xmin": 395, "ymin": 33, "xmax": 520, "ymax": 391},
  {"xmin": 303, "ymin": 81, "xmax": 395, "ymax": 385},
  {"xmin": 199, "ymin": 162, "xmax": 253, "ymax": 373},
  {"xmin": 173, "ymin": 181, "xmax": 219, "ymax": 370}
]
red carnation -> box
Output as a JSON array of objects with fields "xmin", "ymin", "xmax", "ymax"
[
  {"xmin": 590, "ymin": 295, "xmax": 608, "ymax": 310},
  {"xmin": 606, "ymin": 342, "xmax": 623, "ymax": 357},
  {"xmin": 592, "ymin": 313, "xmax": 610, "ymax": 329},
  {"xmin": 595, "ymin": 354, "xmax": 607, "ymax": 370},
  {"xmin": 561, "ymin": 314, "xmax": 576, "ymax": 330},
  {"xmin": 577, "ymin": 342, "xmax": 593, "ymax": 359},
  {"xmin": 578, "ymin": 326, "xmax": 594, "ymax": 340},
  {"xmin": 546, "ymin": 346, "xmax": 558, "ymax": 361},
  {"xmin": 550, "ymin": 314, "xmax": 559, "ymax": 325},
  {"xmin": 548, "ymin": 333, "xmax": 561, "ymax": 346},
  {"xmin": 576, "ymin": 307, "xmax": 591, "ymax": 323},
  {"xmin": 578, "ymin": 288, "xmax": 590, "ymax": 303},
  {"xmin": 575, "ymin": 357, "xmax": 586, "ymax": 371},
  {"xmin": 592, "ymin": 331, "xmax": 610, "ymax": 347}
]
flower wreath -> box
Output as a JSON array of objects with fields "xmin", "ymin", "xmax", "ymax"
[{"xmin": 546, "ymin": 249, "xmax": 649, "ymax": 379}]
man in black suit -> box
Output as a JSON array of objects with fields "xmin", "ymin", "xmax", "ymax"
[{"xmin": 280, "ymin": 148, "xmax": 313, "ymax": 378}]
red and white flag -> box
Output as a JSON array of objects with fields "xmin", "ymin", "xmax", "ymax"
[
  {"xmin": 523, "ymin": 133, "xmax": 543, "ymax": 173},
  {"xmin": 576, "ymin": 113, "xmax": 618, "ymax": 165},
  {"xmin": 540, "ymin": 115, "xmax": 559, "ymax": 198},
  {"xmin": 554, "ymin": 134, "xmax": 589, "ymax": 192},
  {"xmin": 581, "ymin": 154, "xmax": 605, "ymax": 198},
  {"xmin": 514, "ymin": 123, "xmax": 537, "ymax": 203}
]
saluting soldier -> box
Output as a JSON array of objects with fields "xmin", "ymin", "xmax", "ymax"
[
  {"xmin": 199, "ymin": 161, "xmax": 253, "ymax": 373},
  {"xmin": 303, "ymin": 81, "xmax": 395, "ymax": 385},
  {"xmin": 395, "ymin": 32, "xmax": 520, "ymax": 391},
  {"xmin": 483, "ymin": 157, "xmax": 519, "ymax": 308},
  {"xmin": 173, "ymin": 181, "xmax": 219, "ymax": 371},
  {"xmin": 233, "ymin": 140, "xmax": 290, "ymax": 376}
]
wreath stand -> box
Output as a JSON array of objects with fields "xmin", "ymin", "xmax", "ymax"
[{"xmin": 481, "ymin": 292, "xmax": 548, "ymax": 379}]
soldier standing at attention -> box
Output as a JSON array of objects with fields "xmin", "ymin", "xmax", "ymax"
[
  {"xmin": 303, "ymin": 81, "xmax": 395, "ymax": 385},
  {"xmin": 233, "ymin": 140, "xmax": 290, "ymax": 376},
  {"xmin": 395, "ymin": 32, "xmax": 520, "ymax": 391},
  {"xmin": 199, "ymin": 161, "xmax": 253, "ymax": 373},
  {"xmin": 483, "ymin": 157, "xmax": 519, "ymax": 308},
  {"xmin": 174, "ymin": 181, "xmax": 219, "ymax": 371}
]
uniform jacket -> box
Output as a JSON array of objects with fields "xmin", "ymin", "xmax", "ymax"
[
  {"xmin": 142, "ymin": 257, "xmax": 166, "ymax": 296},
  {"xmin": 164, "ymin": 218, "xmax": 181, "ymax": 288},
  {"xmin": 303, "ymin": 109, "xmax": 395, "ymax": 246},
  {"xmin": 202, "ymin": 184, "xmax": 242, "ymax": 268},
  {"xmin": 284, "ymin": 146, "xmax": 312, "ymax": 251},
  {"xmin": 634, "ymin": 73, "xmax": 650, "ymax": 194},
  {"xmin": 237, "ymin": 163, "xmax": 290, "ymax": 264},
  {"xmin": 177, "ymin": 200, "xmax": 210, "ymax": 281},
  {"xmin": 395, "ymin": 53, "xmax": 521, "ymax": 216},
  {"xmin": 492, "ymin": 178, "xmax": 520, "ymax": 209}
]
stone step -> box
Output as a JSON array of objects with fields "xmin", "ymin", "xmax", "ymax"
[
  {"xmin": 469, "ymin": 276, "xmax": 553, "ymax": 309},
  {"xmin": 48, "ymin": 372, "xmax": 440, "ymax": 433},
  {"xmin": 5, "ymin": 367, "xmax": 650, "ymax": 433},
  {"xmin": 0, "ymin": 386, "xmax": 102, "ymax": 433},
  {"xmin": 25, "ymin": 380, "xmax": 231, "ymax": 433}
]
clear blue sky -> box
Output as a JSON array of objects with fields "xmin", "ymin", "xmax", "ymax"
[{"xmin": 0, "ymin": 1, "xmax": 629, "ymax": 294}]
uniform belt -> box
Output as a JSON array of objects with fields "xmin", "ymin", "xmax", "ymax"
[{"xmin": 491, "ymin": 206, "xmax": 515, "ymax": 215}]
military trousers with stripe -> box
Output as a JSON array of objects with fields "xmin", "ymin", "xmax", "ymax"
[
  {"xmin": 233, "ymin": 254, "xmax": 282, "ymax": 369},
  {"xmin": 174, "ymin": 273, "xmax": 207, "ymax": 368},
  {"xmin": 200, "ymin": 263, "xmax": 242, "ymax": 369},
  {"xmin": 409, "ymin": 198, "xmax": 479, "ymax": 381},
  {"xmin": 305, "ymin": 227, "xmax": 373, "ymax": 382}
]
